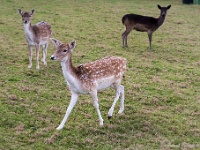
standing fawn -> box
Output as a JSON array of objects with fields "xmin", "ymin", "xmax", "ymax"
[
  {"xmin": 50, "ymin": 38, "xmax": 127, "ymax": 130},
  {"xmin": 18, "ymin": 9, "xmax": 52, "ymax": 69},
  {"xmin": 122, "ymin": 5, "xmax": 171, "ymax": 49}
]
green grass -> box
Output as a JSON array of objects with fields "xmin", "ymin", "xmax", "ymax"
[{"xmin": 0, "ymin": 0, "xmax": 200, "ymax": 149}]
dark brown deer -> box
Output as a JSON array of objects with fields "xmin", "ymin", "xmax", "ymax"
[
  {"xmin": 122, "ymin": 5, "xmax": 171, "ymax": 49},
  {"xmin": 18, "ymin": 9, "xmax": 52, "ymax": 69},
  {"xmin": 50, "ymin": 38, "xmax": 127, "ymax": 130}
]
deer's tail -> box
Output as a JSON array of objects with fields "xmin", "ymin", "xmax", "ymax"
[{"xmin": 122, "ymin": 15, "xmax": 126, "ymax": 25}]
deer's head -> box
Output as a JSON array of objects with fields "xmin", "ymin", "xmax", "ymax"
[
  {"xmin": 18, "ymin": 9, "xmax": 34, "ymax": 24},
  {"xmin": 50, "ymin": 38, "xmax": 76, "ymax": 62},
  {"xmin": 157, "ymin": 5, "xmax": 171, "ymax": 17}
]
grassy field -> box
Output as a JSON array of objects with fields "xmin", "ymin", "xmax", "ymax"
[{"xmin": 0, "ymin": 0, "xmax": 200, "ymax": 149}]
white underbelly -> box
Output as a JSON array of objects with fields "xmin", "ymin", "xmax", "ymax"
[
  {"xmin": 97, "ymin": 76, "xmax": 116, "ymax": 91},
  {"xmin": 27, "ymin": 40, "xmax": 48, "ymax": 46}
]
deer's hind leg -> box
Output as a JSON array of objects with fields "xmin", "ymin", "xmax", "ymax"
[
  {"xmin": 118, "ymin": 85, "xmax": 124, "ymax": 114},
  {"xmin": 41, "ymin": 43, "xmax": 48, "ymax": 66},
  {"xmin": 35, "ymin": 44, "xmax": 40, "ymax": 69},
  {"xmin": 108, "ymin": 84, "xmax": 124, "ymax": 119}
]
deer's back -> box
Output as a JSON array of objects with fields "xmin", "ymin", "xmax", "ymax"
[
  {"xmin": 32, "ymin": 21, "xmax": 52, "ymax": 41},
  {"xmin": 76, "ymin": 56, "xmax": 127, "ymax": 90}
]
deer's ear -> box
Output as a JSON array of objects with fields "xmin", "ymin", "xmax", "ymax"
[
  {"xmin": 167, "ymin": 5, "xmax": 171, "ymax": 9},
  {"xmin": 30, "ymin": 9, "xmax": 34, "ymax": 16},
  {"xmin": 157, "ymin": 5, "xmax": 161, "ymax": 9},
  {"xmin": 18, "ymin": 9, "xmax": 23, "ymax": 15},
  {"xmin": 69, "ymin": 40, "xmax": 76, "ymax": 50},
  {"xmin": 50, "ymin": 38, "xmax": 62, "ymax": 47}
]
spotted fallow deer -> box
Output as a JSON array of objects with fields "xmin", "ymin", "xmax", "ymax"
[
  {"xmin": 50, "ymin": 38, "xmax": 127, "ymax": 130},
  {"xmin": 18, "ymin": 9, "xmax": 52, "ymax": 69},
  {"xmin": 122, "ymin": 5, "xmax": 171, "ymax": 49}
]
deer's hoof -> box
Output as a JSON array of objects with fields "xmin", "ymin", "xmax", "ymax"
[
  {"xmin": 56, "ymin": 126, "xmax": 63, "ymax": 130},
  {"xmin": 99, "ymin": 120, "xmax": 104, "ymax": 126},
  {"xmin": 108, "ymin": 116, "xmax": 112, "ymax": 119},
  {"xmin": 28, "ymin": 64, "xmax": 32, "ymax": 68},
  {"xmin": 41, "ymin": 59, "xmax": 47, "ymax": 66},
  {"xmin": 118, "ymin": 108, "xmax": 124, "ymax": 114}
]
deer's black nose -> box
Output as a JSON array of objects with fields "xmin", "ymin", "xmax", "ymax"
[{"xmin": 50, "ymin": 56, "xmax": 55, "ymax": 60}]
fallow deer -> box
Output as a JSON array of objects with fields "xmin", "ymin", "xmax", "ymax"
[
  {"xmin": 50, "ymin": 38, "xmax": 127, "ymax": 130},
  {"xmin": 18, "ymin": 9, "xmax": 52, "ymax": 69},
  {"xmin": 122, "ymin": 5, "xmax": 171, "ymax": 49}
]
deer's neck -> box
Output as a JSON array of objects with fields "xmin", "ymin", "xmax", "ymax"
[
  {"xmin": 157, "ymin": 15, "xmax": 166, "ymax": 27},
  {"xmin": 61, "ymin": 55, "xmax": 81, "ymax": 91},
  {"xmin": 23, "ymin": 22, "xmax": 34, "ymax": 39}
]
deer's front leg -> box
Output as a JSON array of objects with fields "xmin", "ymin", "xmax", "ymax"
[
  {"xmin": 56, "ymin": 92, "xmax": 79, "ymax": 130},
  {"xmin": 90, "ymin": 90, "xmax": 104, "ymax": 126},
  {"xmin": 148, "ymin": 31, "xmax": 153, "ymax": 50},
  {"xmin": 28, "ymin": 45, "xmax": 32, "ymax": 68}
]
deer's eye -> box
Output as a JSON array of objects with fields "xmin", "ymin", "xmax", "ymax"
[{"xmin": 63, "ymin": 49, "xmax": 67, "ymax": 52}]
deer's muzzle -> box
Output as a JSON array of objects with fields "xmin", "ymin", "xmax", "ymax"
[{"xmin": 50, "ymin": 56, "xmax": 56, "ymax": 60}]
